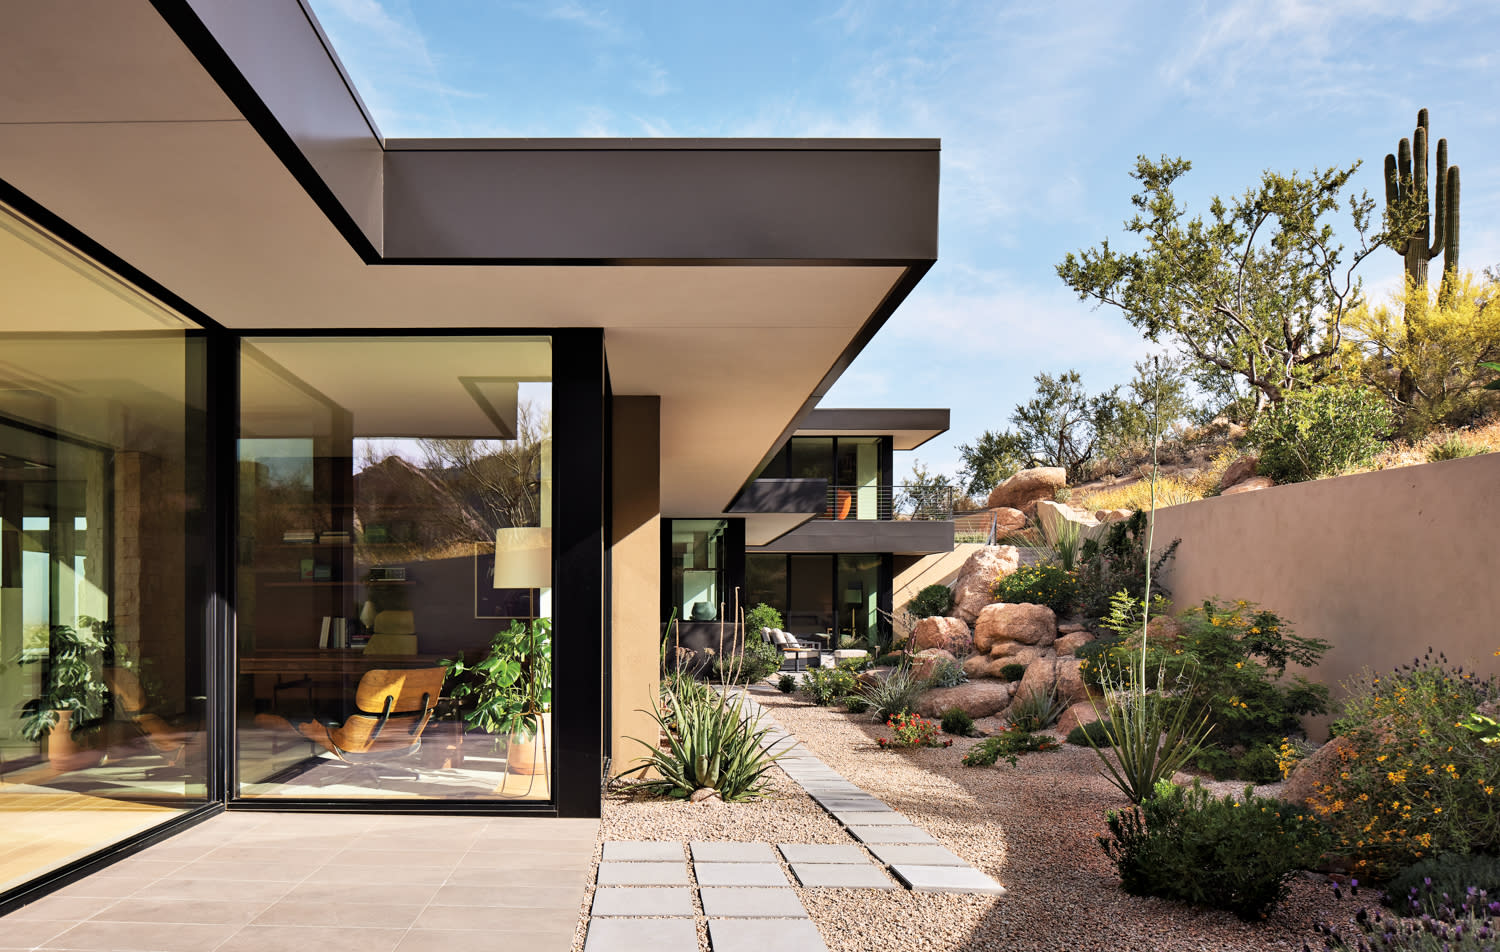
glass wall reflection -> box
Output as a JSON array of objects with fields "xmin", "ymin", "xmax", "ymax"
[
  {"xmin": 0, "ymin": 203, "xmax": 207, "ymax": 894},
  {"xmin": 236, "ymin": 336, "xmax": 554, "ymax": 801}
]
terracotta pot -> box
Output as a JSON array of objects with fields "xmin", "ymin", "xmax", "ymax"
[
  {"xmin": 505, "ymin": 713, "xmax": 550, "ymax": 776},
  {"xmin": 45, "ymin": 710, "xmax": 103, "ymax": 771}
]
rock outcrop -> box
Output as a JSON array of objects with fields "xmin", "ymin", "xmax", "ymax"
[
  {"xmin": 911, "ymin": 616, "xmax": 972, "ymax": 655},
  {"xmin": 1036, "ymin": 499, "xmax": 1102, "ymax": 542},
  {"xmin": 1221, "ymin": 476, "xmax": 1274, "ymax": 496},
  {"xmin": 986, "ymin": 467, "xmax": 1066, "ymax": 515},
  {"xmin": 915, "ymin": 681, "xmax": 1013, "ymax": 719},
  {"xmin": 1056, "ymin": 700, "xmax": 1102, "ymax": 735},
  {"xmin": 1280, "ymin": 736, "xmax": 1353, "ymax": 808},
  {"xmin": 974, "ymin": 603, "xmax": 1057, "ymax": 653},
  {"xmin": 1218, "ymin": 455, "xmax": 1259, "ymax": 492},
  {"xmin": 910, "ymin": 648, "xmax": 958, "ymax": 683},
  {"xmin": 1055, "ymin": 630, "xmax": 1096, "ymax": 656},
  {"xmin": 949, "ymin": 546, "xmax": 1020, "ymax": 625}
]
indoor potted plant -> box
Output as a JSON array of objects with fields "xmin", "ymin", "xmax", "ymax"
[
  {"xmin": 18, "ymin": 619, "xmax": 110, "ymax": 768},
  {"xmin": 441, "ymin": 617, "xmax": 552, "ymax": 776}
]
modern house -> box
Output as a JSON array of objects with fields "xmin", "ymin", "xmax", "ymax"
[
  {"xmin": 0, "ymin": 0, "xmax": 938, "ymax": 912},
  {"xmin": 661, "ymin": 408, "xmax": 953, "ymax": 659}
]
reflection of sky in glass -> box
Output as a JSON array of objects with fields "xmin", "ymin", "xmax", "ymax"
[{"xmin": 239, "ymin": 438, "xmax": 315, "ymax": 489}]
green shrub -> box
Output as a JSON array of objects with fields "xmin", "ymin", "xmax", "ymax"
[
  {"xmin": 926, "ymin": 657, "xmax": 966, "ymax": 689},
  {"xmin": 776, "ymin": 673, "xmax": 795, "ymax": 694},
  {"xmin": 1235, "ymin": 744, "xmax": 1282, "ymax": 785},
  {"xmin": 1193, "ymin": 747, "xmax": 1238, "ymax": 781},
  {"xmin": 998, "ymin": 663, "xmax": 1027, "ymax": 682},
  {"xmin": 940, "ymin": 707, "xmax": 975, "ymax": 737},
  {"xmin": 1248, "ymin": 384, "xmax": 1392, "ymax": 483},
  {"xmin": 1427, "ymin": 434, "xmax": 1487, "ymax": 461},
  {"xmin": 1099, "ymin": 780, "xmax": 1328, "ymax": 920},
  {"xmin": 857, "ymin": 664, "xmax": 926, "ymax": 721},
  {"xmin": 842, "ymin": 694, "xmax": 870, "ymax": 714},
  {"xmin": 961, "ymin": 728, "xmax": 1057, "ymax": 767},
  {"xmin": 619, "ymin": 683, "xmax": 782, "ymax": 801},
  {"xmin": 1309, "ymin": 649, "xmax": 1500, "ymax": 881},
  {"xmin": 1075, "ymin": 510, "xmax": 1179, "ymax": 619},
  {"xmin": 1383, "ymin": 853, "xmax": 1500, "ymax": 915},
  {"xmin": 745, "ymin": 602, "xmax": 784, "ymax": 640},
  {"xmin": 799, "ymin": 665, "xmax": 858, "ymax": 706},
  {"xmin": 714, "ymin": 637, "xmax": 782, "ymax": 684},
  {"xmin": 1007, "ymin": 684, "xmax": 1063, "ymax": 732},
  {"xmin": 872, "ymin": 652, "xmax": 905, "ymax": 667},
  {"xmin": 1065, "ymin": 719, "xmax": 1113, "ymax": 746},
  {"xmin": 907, "ymin": 584, "xmax": 954, "ymax": 620},
  {"xmin": 992, "ymin": 563, "xmax": 1078, "ymax": 615},
  {"xmin": 1085, "ymin": 599, "xmax": 1330, "ymax": 758}
]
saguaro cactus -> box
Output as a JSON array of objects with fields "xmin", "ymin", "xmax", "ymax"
[{"xmin": 1384, "ymin": 107, "xmax": 1461, "ymax": 290}]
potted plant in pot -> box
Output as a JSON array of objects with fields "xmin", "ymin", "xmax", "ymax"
[
  {"xmin": 441, "ymin": 617, "xmax": 552, "ymax": 776},
  {"xmin": 18, "ymin": 619, "xmax": 110, "ymax": 769}
]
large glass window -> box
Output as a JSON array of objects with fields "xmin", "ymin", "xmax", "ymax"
[
  {"xmin": 747, "ymin": 552, "xmax": 887, "ymax": 647},
  {"xmin": 0, "ymin": 203, "xmax": 207, "ymax": 894},
  {"xmin": 668, "ymin": 520, "xmax": 728, "ymax": 623},
  {"xmin": 235, "ymin": 336, "xmax": 554, "ymax": 802},
  {"xmin": 754, "ymin": 436, "xmax": 890, "ymax": 520}
]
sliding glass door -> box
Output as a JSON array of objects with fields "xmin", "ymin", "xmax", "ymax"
[
  {"xmin": 235, "ymin": 336, "xmax": 555, "ymax": 802},
  {"xmin": 0, "ymin": 202, "xmax": 208, "ymax": 894}
]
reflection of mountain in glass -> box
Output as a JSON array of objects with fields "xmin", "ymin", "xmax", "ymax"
[{"xmin": 354, "ymin": 405, "xmax": 548, "ymax": 564}]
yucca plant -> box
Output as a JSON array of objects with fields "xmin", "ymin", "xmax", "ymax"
[
  {"xmin": 618, "ymin": 683, "xmax": 783, "ymax": 801},
  {"xmin": 1082, "ymin": 356, "xmax": 1213, "ymax": 803}
]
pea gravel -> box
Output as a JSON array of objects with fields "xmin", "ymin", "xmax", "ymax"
[{"xmin": 574, "ymin": 686, "xmax": 1363, "ymax": 952}]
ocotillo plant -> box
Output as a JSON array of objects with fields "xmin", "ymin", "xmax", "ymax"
[{"xmin": 1384, "ymin": 107, "xmax": 1461, "ymax": 291}]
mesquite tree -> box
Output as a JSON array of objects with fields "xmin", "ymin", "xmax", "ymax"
[{"xmin": 1058, "ymin": 156, "xmax": 1405, "ymax": 418}]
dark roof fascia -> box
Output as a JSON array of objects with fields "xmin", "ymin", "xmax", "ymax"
[
  {"xmin": 152, "ymin": 0, "xmax": 940, "ymax": 267},
  {"xmin": 796, "ymin": 407, "xmax": 950, "ymax": 444}
]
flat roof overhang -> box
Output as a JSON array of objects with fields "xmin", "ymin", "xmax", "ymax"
[
  {"xmin": 0, "ymin": 1, "xmax": 938, "ymax": 519},
  {"xmin": 794, "ymin": 407, "xmax": 950, "ymax": 450}
]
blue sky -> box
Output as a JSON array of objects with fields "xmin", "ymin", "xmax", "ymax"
[{"xmin": 309, "ymin": 0, "xmax": 1500, "ymax": 482}]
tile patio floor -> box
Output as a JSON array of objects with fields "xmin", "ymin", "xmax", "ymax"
[{"xmin": 0, "ymin": 811, "xmax": 597, "ymax": 952}]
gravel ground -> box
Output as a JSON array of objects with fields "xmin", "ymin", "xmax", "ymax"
[{"xmin": 578, "ymin": 686, "xmax": 1361, "ymax": 952}]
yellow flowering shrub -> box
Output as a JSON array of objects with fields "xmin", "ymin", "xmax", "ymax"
[{"xmin": 1311, "ymin": 649, "xmax": 1500, "ymax": 880}]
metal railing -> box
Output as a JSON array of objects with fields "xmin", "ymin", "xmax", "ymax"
[{"xmin": 815, "ymin": 483, "xmax": 955, "ymax": 521}]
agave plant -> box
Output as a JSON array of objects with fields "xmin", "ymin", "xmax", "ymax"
[{"xmin": 618, "ymin": 684, "xmax": 783, "ymax": 801}]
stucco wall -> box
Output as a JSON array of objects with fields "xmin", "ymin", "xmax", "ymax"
[
  {"xmin": 1152, "ymin": 453, "xmax": 1500, "ymax": 733},
  {"xmin": 610, "ymin": 396, "xmax": 662, "ymax": 776}
]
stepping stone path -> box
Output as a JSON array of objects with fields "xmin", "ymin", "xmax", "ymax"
[{"xmin": 584, "ymin": 689, "xmax": 1003, "ymax": 951}]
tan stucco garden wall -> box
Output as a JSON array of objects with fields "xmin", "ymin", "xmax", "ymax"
[
  {"xmin": 1152, "ymin": 452, "xmax": 1500, "ymax": 731},
  {"xmin": 610, "ymin": 396, "xmax": 661, "ymax": 776}
]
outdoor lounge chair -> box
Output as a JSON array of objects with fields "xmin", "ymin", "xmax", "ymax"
[
  {"xmin": 762, "ymin": 628, "xmax": 821, "ymax": 672},
  {"xmin": 103, "ymin": 667, "xmax": 204, "ymax": 771}
]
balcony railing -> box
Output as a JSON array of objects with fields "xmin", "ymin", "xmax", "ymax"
[{"xmin": 815, "ymin": 483, "xmax": 955, "ymax": 522}]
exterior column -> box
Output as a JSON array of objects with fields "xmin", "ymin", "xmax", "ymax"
[{"xmin": 609, "ymin": 396, "xmax": 661, "ymax": 776}]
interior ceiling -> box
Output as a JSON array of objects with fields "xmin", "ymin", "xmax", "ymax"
[{"xmin": 0, "ymin": 3, "xmax": 907, "ymax": 516}]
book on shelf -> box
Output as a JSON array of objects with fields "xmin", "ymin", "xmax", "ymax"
[
  {"xmin": 318, "ymin": 615, "xmax": 331, "ymax": 649},
  {"xmin": 282, "ymin": 529, "xmax": 316, "ymax": 544},
  {"xmin": 332, "ymin": 617, "xmax": 347, "ymax": 649},
  {"xmin": 318, "ymin": 530, "xmax": 350, "ymax": 544}
]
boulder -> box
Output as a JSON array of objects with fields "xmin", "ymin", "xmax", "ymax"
[
  {"xmin": 986, "ymin": 467, "xmax": 1067, "ymax": 514},
  {"xmin": 1015, "ymin": 657, "xmax": 1058, "ymax": 702},
  {"xmin": 962, "ymin": 654, "xmax": 992, "ymax": 679},
  {"xmin": 1221, "ymin": 475, "xmax": 1274, "ymax": 496},
  {"xmin": 915, "ymin": 681, "xmax": 1012, "ymax": 719},
  {"xmin": 974, "ymin": 602, "xmax": 1057, "ymax": 653},
  {"xmin": 1146, "ymin": 615, "xmax": 1185, "ymax": 644},
  {"xmin": 1281, "ymin": 736, "xmax": 1355, "ymax": 808},
  {"xmin": 1036, "ymin": 499, "xmax": 1102, "ymax": 542},
  {"xmin": 910, "ymin": 648, "xmax": 958, "ymax": 683},
  {"xmin": 950, "ymin": 545, "xmax": 1021, "ymax": 625},
  {"xmin": 1095, "ymin": 508, "xmax": 1133, "ymax": 524},
  {"xmin": 987, "ymin": 643, "xmax": 1050, "ymax": 666},
  {"xmin": 911, "ymin": 616, "xmax": 972, "ymax": 655},
  {"xmin": 991, "ymin": 507, "xmax": 1028, "ymax": 535},
  {"xmin": 1058, "ymin": 622, "xmax": 1088, "ymax": 634},
  {"xmin": 1055, "ymin": 631, "xmax": 1096, "ymax": 656},
  {"xmin": 1219, "ymin": 454, "xmax": 1259, "ymax": 492},
  {"xmin": 1056, "ymin": 700, "xmax": 1102, "ymax": 735},
  {"xmin": 1053, "ymin": 658, "xmax": 1090, "ymax": 705}
]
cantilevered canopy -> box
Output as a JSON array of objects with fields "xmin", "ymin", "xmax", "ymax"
[{"xmin": 0, "ymin": 1, "xmax": 938, "ymax": 518}]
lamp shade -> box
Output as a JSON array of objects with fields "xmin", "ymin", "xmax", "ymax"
[{"xmin": 494, "ymin": 526, "xmax": 551, "ymax": 589}]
